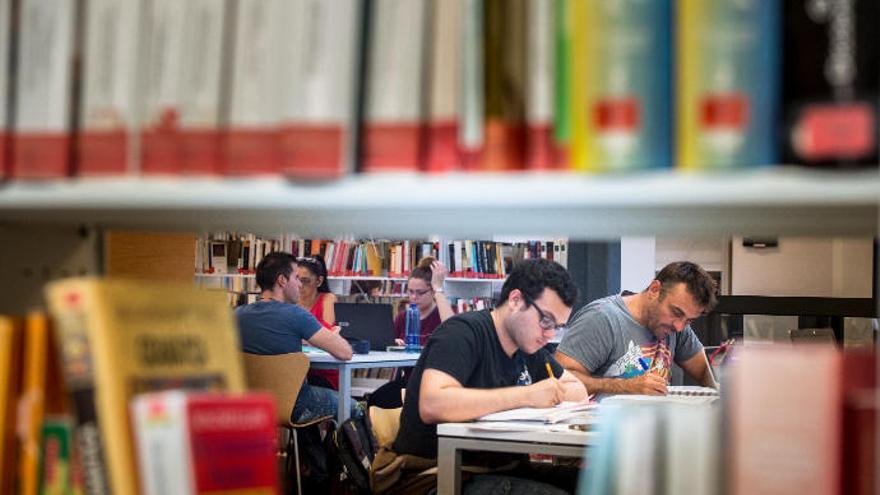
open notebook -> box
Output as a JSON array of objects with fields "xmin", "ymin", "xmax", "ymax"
[{"xmin": 477, "ymin": 400, "xmax": 597, "ymax": 424}]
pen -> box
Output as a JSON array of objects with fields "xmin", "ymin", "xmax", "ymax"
[
  {"xmin": 638, "ymin": 357, "xmax": 650, "ymax": 372},
  {"xmin": 545, "ymin": 361, "xmax": 555, "ymax": 379}
]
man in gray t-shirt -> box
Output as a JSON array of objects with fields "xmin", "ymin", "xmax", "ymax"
[{"xmin": 556, "ymin": 261, "xmax": 718, "ymax": 397}]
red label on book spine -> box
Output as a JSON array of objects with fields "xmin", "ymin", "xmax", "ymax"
[
  {"xmin": 12, "ymin": 133, "xmax": 71, "ymax": 178},
  {"xmin": 795, "ymin": 103, "xmax": 875, "ymax": 160},
  {"xmin": 526, "ymin": 124, "xmax": 555, "ymax": 170},
  {"xmin": 179, "ymin": 130, "xmax": 222, "ymax": 175},
  {"xmin": 77, "ymin": 130, "xmax": 128, "ymax": 176},
  {"xmin": 187, "ymin": 395, "xmax": 278, "ymax": 493},
  {"xmin": 225, "ymin": 129, "xmax": 282, "ymax": 176},
  {"xmin": 279, "ymin": 124, "xmax": 345, "ymax": 179},
  {"xmin": 361, "ymin": 124, "xmax": 421, "ymax": 172},
  {"xmin": 141, "ymin": 130, "xmax": 181, "ymax": 175},
  {"xmin": 424, "ymin": 121, "xmax": 459, "ymax": 173},
  {"xmin": 0, "ymin": 131, "xmax": 8, "ymax": 178},
  {"xmin": 482, "ymin": 120, "xmax": 526, "ymax": 171}
]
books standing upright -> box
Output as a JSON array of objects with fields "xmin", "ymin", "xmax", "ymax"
[{"xmin": 45, "ymin": 278, "xmax": 246, "ymax": 495}]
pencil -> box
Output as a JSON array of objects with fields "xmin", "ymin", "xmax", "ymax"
[{"xmin": 545, "ymin": 361, "xmax": 555, "ymax": 379}]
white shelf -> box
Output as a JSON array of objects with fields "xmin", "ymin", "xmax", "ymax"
[
  {"xmin": 195, "ymin": 272, "xmax": 503, "ymax": 283},
  {"xmin": 1, "ymin": 169, "xmax": 877, "ymax": 238}
]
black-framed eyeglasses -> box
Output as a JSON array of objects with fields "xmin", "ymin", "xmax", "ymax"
[{"xmin": 522, "ymin": 293, "xmax": 566, "ymax": 332}]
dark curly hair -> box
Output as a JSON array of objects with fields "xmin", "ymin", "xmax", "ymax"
[
  {"xmin": 498, "ymin": 258, "xmax": 578, "ymax": 307},
  {"xmin": 655, "ymin": 261, "xmax": 718, "ymax": 311},
  {"xmin": 256, "ymin": 252, "xmax": 296, "ymax": 291}
]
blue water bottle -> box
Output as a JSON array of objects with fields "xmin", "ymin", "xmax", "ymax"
[{"xmin": 405, "ymin": 303, "xmax": 421, "ymax": 352}]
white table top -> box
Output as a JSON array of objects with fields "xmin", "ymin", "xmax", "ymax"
[
  {"xmin": 304, "ymin": 349, "xmax": 420, "ymax": 364},
  {"xmin": 438, "ymin": 422, "xmax": 596, "ymax": 447}
]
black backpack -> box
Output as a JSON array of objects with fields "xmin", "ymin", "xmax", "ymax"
[{"xmin": 326, "ymin": 413, "xmax": 379, "ymax": 494}]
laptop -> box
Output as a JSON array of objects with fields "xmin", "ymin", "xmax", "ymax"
[{"xmin": 334, "ymin": 302, "xmax": 395, "ymax": 351}]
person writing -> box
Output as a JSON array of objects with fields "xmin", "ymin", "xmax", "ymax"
[
  {"xmin": 393, "ymin": 259, "xmax": 587, "ymax": 460},
  {"xmin": 236, "ymin": 252, "xmax": 354, "ymax": 422},
  {"xmin": 393, "ymin": 256, "xmax": 454, "ymax": 346},
  {"xmin": 555, "ymin": 261, "xmax": 718, "ymax": 399}
]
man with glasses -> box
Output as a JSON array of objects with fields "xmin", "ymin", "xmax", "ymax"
[
  {"xmin": 555, "ymin": 261, "xmax": 718, "ymax": 398},
  {"xmin": 393, "ymin": 259, "xmax": 587, "ymax": 462}
]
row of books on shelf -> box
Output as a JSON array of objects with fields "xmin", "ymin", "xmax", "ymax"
[
  {"xmin": 0, "ymin": 279, "xmax": 277, "ymax": 495},
  {"xmin": 0, "ymin": 0, "xmax": 875, "ymax": 182},
  {"xmin": 196, "ymin": 234, "xmax": 569, "ymax": 279}
]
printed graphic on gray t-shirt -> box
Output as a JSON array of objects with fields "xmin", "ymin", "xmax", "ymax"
[{"xmin": 558, "ymin": 294, "xmax": 703, "ymax": 383}]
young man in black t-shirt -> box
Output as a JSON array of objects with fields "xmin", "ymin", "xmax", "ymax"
[{"xmin": 393, "ymin": 258, "xmax": 587, "ymax": 459}]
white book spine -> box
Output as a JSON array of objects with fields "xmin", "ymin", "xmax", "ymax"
[
  {"xmin": 179, "ymin": 0, "xmax": 226, "ymax": 130},
  {"xmin": 132, "ymin": 391, "xmax": 195, "ymax": 495},
  {"xmin": 428, "ymin": 0, "xmax": 461, "ymax": 123},
  {"xmin": 365, "ymin": 0, "xmax": 428, "ymax": 122},
  {"xmin": 525, "ymin": 0, "xmax": 554, "ymax": 124},
  {"xmin": 15, "ymin": 0, "xmax": 75, "ymax": 132},
  {"xmin": 228, "ymin": 0, "xmax": 282, "ymax": 128},
  {"xmin": 0, "ymin": 0, "xmax": 10, "ymax": 134},
  {"xmin": 141, "ymin": 0, "xmax": 187, "ymax": 130},
  {"xmin": 283, "ymin": 0, "xmax": 356, "ymax": 125},
  {"xmin": 459, "ymin": 0, "xmax": 484, "ymax": 150}
]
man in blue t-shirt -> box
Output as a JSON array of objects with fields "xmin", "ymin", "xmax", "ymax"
[
  {"xmin": 555, "ymin": 261, "xmax": 718, "ymax": 399},
  {"xmin": 236, "ymin": 252, "xmax": 352, "ymax": 422}
]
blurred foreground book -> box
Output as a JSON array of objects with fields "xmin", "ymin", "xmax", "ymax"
[{"xmin": 45, "ymin": 278, "xmax": 246, "ymax": 495}]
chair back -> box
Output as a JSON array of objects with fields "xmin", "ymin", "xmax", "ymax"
[{"xmin": 242, "ymin": 352, "xmax": 310, "ymax": 426}]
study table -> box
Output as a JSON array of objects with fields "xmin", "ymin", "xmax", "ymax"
[
  {"xmin": 304, "ymin": 348, "xmax": 420, "ymax": 422},
  {"xmin": 436, "ymin": 422, "xmax": 596, "ymax": 495}
]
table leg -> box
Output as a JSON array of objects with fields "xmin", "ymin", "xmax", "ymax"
[
  {"xmin": 437, "ymin": 437, "xmax": 462, "ymax": 495},
  {"xmin": 337, "ymin": 364, "xmax": 351, "ymax": 423}
]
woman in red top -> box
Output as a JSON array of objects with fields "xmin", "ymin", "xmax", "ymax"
[
  {"xmin": 393, "ymin": 256, "xmax": 454, "ymax": 346},
  {"xmin": 297, "ymin": 255, "xmax": 340, "ymax": 388}
]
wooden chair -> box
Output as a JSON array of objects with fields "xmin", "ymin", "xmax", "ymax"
[{"xmin": 242, "ymin": 352, "xmax": 334, "ymax": 495}]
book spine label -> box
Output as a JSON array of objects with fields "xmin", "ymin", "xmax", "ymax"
[{"xmin": 676, "ymin": 0, "xmax": 779, "ymax": 169}]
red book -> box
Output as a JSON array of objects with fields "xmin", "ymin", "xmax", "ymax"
[{"xmin": 132, "ymin": 391, "xmax": 278, "ymax": 495}]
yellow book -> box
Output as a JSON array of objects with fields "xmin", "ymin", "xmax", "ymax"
[
  {"xmin": 0, "ymin": 316, "xmax": 23, "ymax": 495},
  {"xmin": 19, "ymin": 313, "xmax": 53, "ymax": 495},
  {"xmin": 45, "ymin": 278, "xmax": 246, "ymax": 495}
]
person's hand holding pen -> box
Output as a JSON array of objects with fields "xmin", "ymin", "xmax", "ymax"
[
  {"xmin": 526, "ymin": 361, "xmax": 565, "ymax": 407},
  {"xmin": 630, "ymin": 357, "xmax": 667, "ymax": 395}
]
